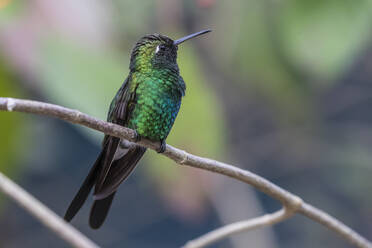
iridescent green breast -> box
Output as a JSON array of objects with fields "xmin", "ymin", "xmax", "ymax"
[{"xmin": 127, "ymin": 70, "xmax": 184, "ymax": 141}]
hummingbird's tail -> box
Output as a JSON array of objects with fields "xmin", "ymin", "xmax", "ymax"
[
  {"xmin": 89, "ymin": 145, "xmax": 146, "ymax": 229},
  {"xmin": 64, "ymin": 137, "xmax": 146, "ymax": 229},
  {"xmin": 89, "ymin": 192, "xmax": 116, "ymax": 229},
  {"xmin": 63, "ymin": 147, "xmax": 107, "ymax": 222}
]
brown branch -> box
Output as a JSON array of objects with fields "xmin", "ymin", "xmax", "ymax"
[
  {"xmin": 183, "ymin": 208, "xmax": 293, "ymax": 248},
  {"xmin": 0, "ymin": 97, "xmax": 371, "ymax": 248},
  {"xmin": 0, "ymin": 172, "xmax": 99, "ymax": 248}
]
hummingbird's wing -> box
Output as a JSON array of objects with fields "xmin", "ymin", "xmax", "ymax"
[
  {"xmin": 66, "ymin": 75, "xmax": 148, "ymax": 228},
  {"xmin": 64, "ymin": 77, "xmax": 131, "ymax": 224},
  {"xmin": 94, "ymin": 76, "xmax": 135, "ymax": 193},
  {"xmin": 88, "ymin": 76, "xmax": 148, "ymax": 229},
  {"xmin": 93, "ymin": 145, "xmax": 146, "ymax": 199},
  {"xmin": 89, "ymin": 145, "xmax": 146, "ymax": 228}
]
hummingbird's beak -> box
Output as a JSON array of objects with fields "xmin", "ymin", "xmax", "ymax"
[{"xmin": 173, "ymin": 29, "xmax": 212, "ymax": 46}]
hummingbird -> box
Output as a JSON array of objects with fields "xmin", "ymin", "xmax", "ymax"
[{"xmin": 64, "ymin": 29, "xmax": 211, "ymax": 229}]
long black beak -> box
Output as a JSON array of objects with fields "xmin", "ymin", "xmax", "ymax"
[{"xmin": 173, "ymin": 29, "xmax": 212, "ymax": 45}]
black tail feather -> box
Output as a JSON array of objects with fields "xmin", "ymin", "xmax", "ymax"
[
  {"xmin": 64, "ymin": 149, "xmax": 105, "ymax": 222},
  {"xmin": 64, "ymin": 137, "xmax": 146, "ymax": 228},
  {"xmin": 89, "ymin": 192, "xmax": 116, "ymax": 229}
]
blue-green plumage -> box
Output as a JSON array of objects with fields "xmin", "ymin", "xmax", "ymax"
[
  {"xmin": 64, "ymin": 30, "xmax": 211, "ymax": 229},
  {"xmin": 127, "ymin": 70, "xmax": 185, "ymax": 140}
]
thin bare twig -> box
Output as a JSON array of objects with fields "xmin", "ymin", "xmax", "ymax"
[
  {"xmin": 183, "ymin": 208, "xmax": 293, "ymax": 248},
  {"xmin": 0, "ymin": 97, "xmax": 371, "ymax": 248},
  {"xmin": 0, "ymin": 172, "xmax": 99, "ymax": 248}
]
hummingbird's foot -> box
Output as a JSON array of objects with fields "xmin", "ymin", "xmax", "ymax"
[
  {"xmin": 133, "ymin": 131, "xmax": 141, "ymax": 142},
  {"xmin": 157, "ymin": 140, "xmax": 166, "ymax": 153}
]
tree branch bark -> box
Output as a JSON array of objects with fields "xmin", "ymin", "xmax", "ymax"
[
  {"xmin": 0, "ymin": 172, "xmax": 99, "ymax": 248},
  {"xmin": 0, "ymin": 97, "xmax": 371, "ymax": 248},
  {"xmin": 183, "ymin": 208, "xmax": 293, "ymax": 248}
]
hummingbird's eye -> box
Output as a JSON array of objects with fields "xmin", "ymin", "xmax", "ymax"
[{"xmin": 155, "ymin": 44, "xmax": 166, "ymax": 54}]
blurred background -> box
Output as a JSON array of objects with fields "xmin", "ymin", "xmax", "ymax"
[{"xmin": 0, "ymin": 0, "xmax": 372, "ymax": 247}]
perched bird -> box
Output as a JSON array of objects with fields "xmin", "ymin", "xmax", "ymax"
[{"xmin": 64, "ymin": 30, "xmax": 211, "ymax": 229}]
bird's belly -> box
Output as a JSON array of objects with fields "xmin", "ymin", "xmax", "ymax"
[{"xmin": 128, "ymin": 93, "xmax": 181, "ymax": 141}]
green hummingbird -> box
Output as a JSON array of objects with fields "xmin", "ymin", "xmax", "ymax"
[{"xmin": 64, "ymin": 29, "xmax": 211, "ymax": 229}]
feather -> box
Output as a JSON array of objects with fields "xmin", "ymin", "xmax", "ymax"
[
  {"xmin": 94, "ymin": 137, "xmax": 120, "ymax": 193},
  {"xmin": 89, "ymin": 192, "xmax": 116, "ymax": 229},
  {"xmin": 64, "ymin": 148, "xmax": 105, "ymax": 222},
  {"xmin": 93, "ymin": 146, "xmax": 146, "ymax": 200}
]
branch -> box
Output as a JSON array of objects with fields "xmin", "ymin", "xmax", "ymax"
[
  {"xmin": 0, "ymin": 97, "xmax": 371, "ymax": 248},
  {"xmin": 0, "ymin": 172, "xmax": 99, "ymax": 248},
  {"xmin": 183, "ymin": 208, "xmax": 293, "ymax": 248}
]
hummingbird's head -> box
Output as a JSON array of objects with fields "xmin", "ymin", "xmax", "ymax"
[{"xmin": 129, "ymin": 30, "xmax": 211, "ymax": 72}]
